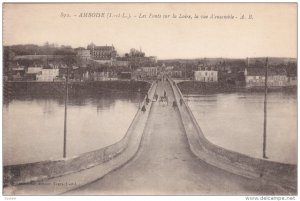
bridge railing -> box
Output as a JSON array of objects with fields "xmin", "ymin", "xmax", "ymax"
[{"xmin": 168, "ymin": 78, "xmax": 297, "ymax": 194}]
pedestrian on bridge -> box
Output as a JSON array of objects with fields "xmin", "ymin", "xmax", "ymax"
[
  {"xmin": 172, "ymin": 100, "xmax": 178, "ymax": 109},
  {"xmin": 146, "ymin": 97, "xmax": 150, "ymax": 105},
  {"xmin": 146, "ymin": 93, "xmax": 150, "ymax": 105},
  {"xmin": 141, "ymin": 105, "xmax": 146, "ymax": 112},
  {"xmin": 153, "ymin": 93, "xmax": 158, "ymax": 101},
  {"xmin": 180, "ymin": 98, "xmax": 183, "ymax": 106}
]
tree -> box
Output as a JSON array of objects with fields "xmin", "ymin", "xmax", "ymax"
[{"xmin": 62, "ymin": 55, "xmax": 77, "ymax": 67}]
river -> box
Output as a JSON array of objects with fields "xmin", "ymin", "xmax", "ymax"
[
  {"xmin": 184, "ymin": 92, "xmax": 297, "ymax": 164},
  {"xmin": 3, "ymin": 92, "xmax": 142, "ymax": 166}
]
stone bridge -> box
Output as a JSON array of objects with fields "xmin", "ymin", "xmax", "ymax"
[{"xmin": 3, "ymin": 79, "xmax": 297, "ymax": 195}]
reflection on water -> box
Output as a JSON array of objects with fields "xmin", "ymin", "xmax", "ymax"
[
  {"xmin": 185, "ymin": 92, "xmax": 297, "ymax": 164},
  {"xmin": 3, "ymin": 92, "xmax": 141, "ymax": 165}
]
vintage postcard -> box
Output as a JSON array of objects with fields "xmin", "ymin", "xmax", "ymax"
[{"xmin": 2, "ymin": 3, "xmax": 297, "ymax": 197}]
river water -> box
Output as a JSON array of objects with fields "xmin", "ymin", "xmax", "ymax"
[
  {"xmin": 3, "ymin": 92, "xmax": 142, "ymax": 166},
  {"xmin": 185, "ymin": 92, "xmax": 297, "ymax": 164}
]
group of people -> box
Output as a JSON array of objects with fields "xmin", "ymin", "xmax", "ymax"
[
  {"xmin": 158, "ymin": 90, "xmax": 168, "ymax": 106},
  {"xmin": 141, "ymin": 78, "xmax": 184, "ymax": 113}
]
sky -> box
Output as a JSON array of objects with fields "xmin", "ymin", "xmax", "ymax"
[{"xmin": 3, "ymin": 3, "xmax": 297, "ymax": 59}]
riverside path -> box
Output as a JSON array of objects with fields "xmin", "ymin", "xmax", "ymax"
[{"xmin": 66, "ymin": 80, "xmax": 285, "ymax": 195}]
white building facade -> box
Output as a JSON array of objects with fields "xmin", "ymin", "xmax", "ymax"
[
  {"xmin": 27, "ymin": 67, "xmax": 42, "ymax": 74},
  {"xmin": 141, "ymin": 67, "xmax": 158, "ymax": 77},
  {"xmin": 194, "ymin": 70, "xmax": 218, "ymax": 82},
  {"xmin": 37, "ymin": 69, "xmax": 59, "ymax": 81},
  {"xmin": 244, "ymin": 68, "xmax": 288, "ymax": 87}
]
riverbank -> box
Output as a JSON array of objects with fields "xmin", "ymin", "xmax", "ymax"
[
  {"xmin": 4, "ymin": 80, "xmax": 151, "ymax": 99},
  {"xmin": 177, "ymin": 81, "xmax": 297, "ymax": 94}
]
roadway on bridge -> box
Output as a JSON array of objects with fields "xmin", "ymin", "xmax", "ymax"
[{"xmin": 67, "ymin": 80, "xmax": 281, "ymax": 195}]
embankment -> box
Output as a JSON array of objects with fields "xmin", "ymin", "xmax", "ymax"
[
  {"xmin": 3, "ymin": 80, "xmax": 150, "ymax": 98},
  {"xmin": 177, "ymin": 81, "xmax": 297, "ymax": 94}
]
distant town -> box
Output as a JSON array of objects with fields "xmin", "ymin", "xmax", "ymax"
[{"xmin": 3, "ymin": 42, "xmax": 297, "ymax": 89}]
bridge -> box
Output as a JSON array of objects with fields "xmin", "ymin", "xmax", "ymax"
[{"xmin": 3, "ymin": 79, "xmax": 297, "ymax": 195}]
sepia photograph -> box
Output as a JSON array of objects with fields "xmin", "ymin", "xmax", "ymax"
[{"xmin": 2, "ymin": 2, "xmax": 297, "ymax": 197}]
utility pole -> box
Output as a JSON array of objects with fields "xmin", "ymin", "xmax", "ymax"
[
  {"xmin": 185, "ymin": 64, "xmax": 187, "ymax": 80},
  {"xmin": 63, "ymin": 67, "xmax": 69, "ymax": 158},
  {"xmin": 263, "ymin": 57, "xmax": 268, "ymax": 159},
  {"xmin": 193, "ymin": 71, "xmax": 195, "ymax": 89}
]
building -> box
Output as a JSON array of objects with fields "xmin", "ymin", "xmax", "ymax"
[
  {"xmin": 286, "ymin": 64, "xmax": 297, "ymax": 86},
  {"xmin": 165, "ymin": 66, "xmax": 183, "ymax": 78},
  {"xmin": 12, "ymin": 67, "xmax": 25, "ymax": 80},
  {"xmin": 141, "ymin": 67, "xmax": 158, "ymax": 77},
  {"xmin": 37, "ymin": 69, "xmax": 59, "ymax": 81},
  {"xmin": 113, "ymin": 57, "xmax": 129, "ymax": 67},
  {"xmin": 87, "ymin": 43, "xmax": 117, "ymax": 61},
  {"xmin": 244, "ymin": 67, "xmax": 288, "ymax": 87},
  {"xmin": 170, "ymin": 70, "xmax": 183, "ymax": 78},
  {"xmin": 27, "ymin": 67, "xmax": 43, "ymax": 74},
  {"xmin": 76, "ymin": 48, "xmax": 91, "ymax": 68},
  {"xmin": 287, "ymin": 76, "xmax": 297, "ymax": 86},
  {"xmin": 132, "ymin": 68, "xmax": 143, "ymax": 80},
  {"xmin": 194, "ymin": 69, "xmax": 218, "ymax": 82},
  {"xmin": 92, "ymin": 71, "xmax": 110, "ymax": 81},
  {"xmin": 26, "ymin": 67, "xmax": 43, "ymax": 80}
]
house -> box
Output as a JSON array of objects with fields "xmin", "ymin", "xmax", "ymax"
[
  {"xmin": 244, "ymin": 67, "xmax": 288, "ymax": 87},
  {"xmin": 12, "ymin": 67, "xmax": 25, "ymax": 80},
  {"xmin": 27, "ymin": 67, "xmax": 43, "ymax": 74},
  {"xmin": 170, "ymin": 70, "xmax": 183, "ymax": 78},
  {"xmin": 165, "ymin": 66, "xmax": 183, "ymax": 78},
  {"xmin": 92, "ymin": 71, "xmax": 109, "ymax": 81},
  {"xmin": 286, "ymin": 64, "xmax": 297, "ymax": 86},
  {"xmin": 132, "ymin": 68, "xmax": 144, "ymax": 80},
  {"xmin": 36, "ymin": 69, "xmax": 59, "ymax": 81},
  {"xmin": 287, "ymin": 75, "xmax": 297, "ymax": 86},
  {"xmin": 194, "ymin": 68, "xmax": 218, "ymax": 82},
  {"xmin": 141, "ymin": 67, "xmax": 158, "ymax": 77},
  {"xmin": 26, "ymin": 67, "xmax": 43, "ymax": 80}
]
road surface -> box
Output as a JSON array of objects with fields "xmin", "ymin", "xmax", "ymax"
[{"xmin": 66, "ymin": 80, "xmax": 282, "ymax": 195}]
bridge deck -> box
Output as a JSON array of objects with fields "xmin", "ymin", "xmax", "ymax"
[{"xmin": 67, "ymin": 80, "xmax": 281, "ymax": 195}]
